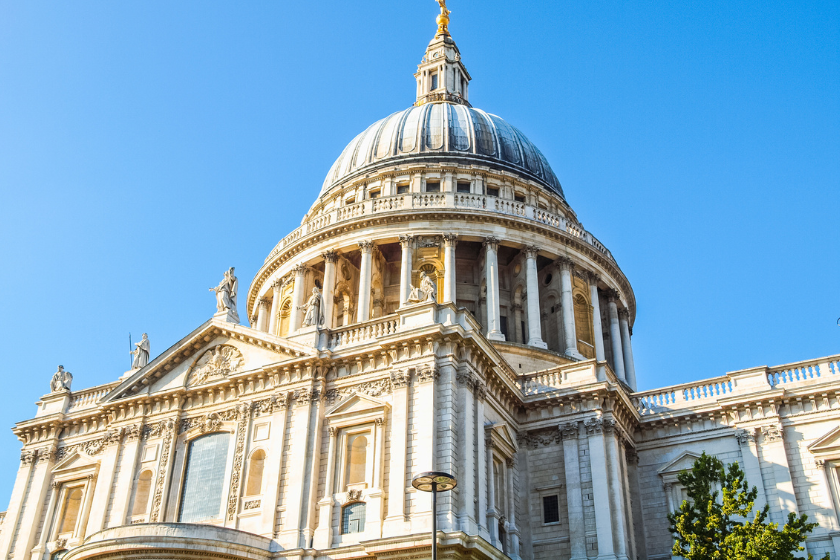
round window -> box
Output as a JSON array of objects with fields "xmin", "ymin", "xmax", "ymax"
[{"xmin": 543, "ymin": 273, "xmax": 553, "ymax": 286}]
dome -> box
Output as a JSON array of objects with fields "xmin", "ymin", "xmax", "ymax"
[{"xmin": 320, "ymin": 104, "xmax": 565, "ymax": 199}]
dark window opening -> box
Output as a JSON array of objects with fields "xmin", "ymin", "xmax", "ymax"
[
  {"xmin": 514, "ymin": 194, "xmax": 526, "ymax": 203},
  {"xmin": 368, "ymin": 190, "xmax": 380, "ymax": 199},
  {"xmin": 342, "ymin": 502, "xmax": 366, "ymax": 534},
  {"xmin": 487, "ymin": 187, "xmax": 499, "ymax": 197},
  {"xmin": 457, "ymin": 182, "xmax": 471, "ymax": 193},
  {"xmin": 543, "ymin": 495, "xmax": 560, "ymax": 524},
  {"xmin": 500, "ymin": 316, "xmax": 509, "ymax": 339},
  {"xmin": 396, "ymin": 185, "xmax": 409, "ymax": 194},
  {"xmin": 431, "ymin": 73, "xmax": 438, "ymax": 90},
  {"xmin": 425, "ymin": 180, "xmax": 440, "ymax": 193}
]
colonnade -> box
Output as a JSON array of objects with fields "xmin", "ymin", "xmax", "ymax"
[{"xmin": 254, "ymin": 234, "xmax": 637, "ymax": 389}]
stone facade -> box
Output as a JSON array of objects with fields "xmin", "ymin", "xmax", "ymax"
[{"xmin": 2, "ymin": 9, "xmax": 840, "ymax": 560}]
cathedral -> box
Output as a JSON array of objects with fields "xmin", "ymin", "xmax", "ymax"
[{"xmin": 2, "ymin": 6, "xmax": 839, "ymax": 560}]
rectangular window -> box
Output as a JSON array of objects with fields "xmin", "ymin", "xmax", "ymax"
[
  {"xmin": 487, "ymin": 187, "xmax": 499, "ymax": 197},
  {"xmin": 543, "ymin": 495, "xmax": 560, "ymax": 524},
  {"xmin": 345, "ymin": 432, "xmax": 369, "ymax": 487},
  {"xmin": 345, "ymin": 197, "xmax": 355, "ymax": 205},
  {"xmin": 457, "ymin": 182, "xmax": 471, "ymax": 193},
  {"xmin": 425, "ymin": 180, "xmax": 440, "ymax": 193},
  {"xmin": 500, "ymin": 316, "xmax": 508, "ymax": 338},
  {"xmin": 58, "ymin": 487, "xmax": 83, "ymax": 535},
  {"xmin": 342, "ymin": 502, "xmax": 366, "ymax": 534},
  {"xmin": 368, "ymin": 190, "xmax": 380, "ymax": 199},
  {"xmin": 396, "ymin": 185, "xmax": 409, "ymax": 194},
  {"xmin": 514, "ymin": 194, "xmax": 526, "ymax": 203},
  {"xmin": 178, "ymin": 432, "xmax": 231, "ymax": 523},
  {"xmin": 431, "ymin": 73, "xmax": 439, "ymax": 90}
]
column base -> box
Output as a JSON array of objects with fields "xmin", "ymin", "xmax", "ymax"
[
  {"xmin": 528, "ymin": 339, "xmax": 548, "ymax": 349},
  {"xmin": 565, "ymin": 348, "xmax": 585, "ymax": 360},
  {"xmin": 487, "ymin": 330, "xmax": 506, "ymax": 342}
]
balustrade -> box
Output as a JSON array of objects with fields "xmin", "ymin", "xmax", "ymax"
[
  {"xmin": 68, "ymin": 383, "xmax": 120, "ymax": 412},
  {"xmin": 328, "ymin": 316, "xmax": 399, "ymax": 349},
  {"xmin": 767, "ymin": 355, "xmax": 840, "ymax": 387}
]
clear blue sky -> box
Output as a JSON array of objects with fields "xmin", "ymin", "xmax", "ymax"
[{"xmin": 0, "ymin": 0, "xmax": 838, "ymax": 506}]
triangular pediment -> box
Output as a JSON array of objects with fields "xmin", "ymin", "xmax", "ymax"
[
  {"xmin": 486, "ymin": 422, "xmax": 518, "ymax": 455},
  {"xmin": 658, "ymin": 451, "xmax": 702, "ymax": 475},
  {"xmin": 52, "ymin": 450, "xmax": 98, "ymax": 476},
  {"xmin": 808, "ymin": 426, "xmax": 840, "ymax": 456},
  {"xmin": 104, "ymin": 318, "xmax": 315, "ymax": 401},
  {"xmin": 326, "ymin": 393, "xmax": 388, "ymax": 418}
]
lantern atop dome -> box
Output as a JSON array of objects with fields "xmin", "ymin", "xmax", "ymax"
[{"xmin": 415, "ymin": 1, "xmax": 471, "ymax": 107}]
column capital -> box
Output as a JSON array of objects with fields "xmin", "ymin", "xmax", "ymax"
[
  {"xmin": 584, "ymin": 270, "xmax": 601, "ymax": 285},
  {"xmin": 258, "ymin": 297, "xmax": 271, "ymax": 308},
  {"xmin": 606, "ymin": 288, "xmax": 621, "ymax": 303},
  {"xmin": 584, "ymin": 417, "xmax": 603, "ymax": 435},
  {"xmin": 618, "ymin": 307, "xmax": 630, "ymax": 320},
  {"xmin": 560, "ymin": 422, "xmax": 579, "ymax": 440},
  {"xmin": 293, "ymin": 264, "xmax": 308, "ymax": 277},
  {"xmin": 322, "ymin": 250, "xmax": 338, "ymax": 263},
  {"xmin": 398, "ymin": 234, "xmax": 414, "ymax": 248},
  {"xmin": 554, "ymin": 256, "xmax": 575, "ymax": 272},
  {"xmin": 442, "ymin": 233, "xmax": 459, "ymax": 247},
  {"xmin": 524, "ymin": 245, "xmax": 540, "ymax": 259},
  {"xmin": 358, "ymin": 241, "xmax": 375, "ymax": 253},
  {"xmin": 483, "ymin": 236, "xmax": 500, "ymax": 251},
  {"xmin": 272, "ymin": 278, "xmax": 284, "ymax": 291}
]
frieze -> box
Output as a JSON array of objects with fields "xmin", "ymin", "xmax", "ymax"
[
  {"xmin": 519, "ymin": 428, "xmax": 561, "ymax": 449},
  {"xmin": 325, "ymin": 378, "xmax": 393, "ymax": 405},
  {"xmin": 243, "ymin": 499, "xmax": 261, "ymax": 510}
]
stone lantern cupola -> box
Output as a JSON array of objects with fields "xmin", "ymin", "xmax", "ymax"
[{"xmin": 415, "ymin": 3, "xmax": 471, "ymax": 107}]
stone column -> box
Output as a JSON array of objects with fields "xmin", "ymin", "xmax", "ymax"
[
  {"xmin": 357, "ymin": 241, "xmax": 374, "ymax": 322},
  {"xmin": 761, "ymin": 424, "xmax": 803, "ymax": 530},
  {"xmin": 282, "ymin": 388, "xmax": 318, "ymax": 549},
  {"xmin": 484, "ymin": 237, "xmax": 505, "ymax": 341},
  {"xmin": 618, "ymin": 309, "xmax": 636, "ymax": 390},
  {"xmin": 558, "ymin": 258, "xmax": 583, "ymax": 358},
  {"xmin": 442, "ymin": 234, "xmax": 458, "ymax": 303},
  {"xmin": 607, "ymin": 291, "xmax": 626, "ymax": 381},
  {"xmin": 586, "ymin": 419, "xmax": 617, "ymax": 560},
  {"xmin": 85, "ymin": 437, "xmax": 122, "ymax": 533},
  {"xmin": 260, "ymin": 395, "xmax": 289, "ymax": 535},
  {"xmin": 109, "ymin": 426, "xmax": 142, "ymax": 526},
  {"xmin": 587, "ymin": 273, "xmax": 607, "ymax": 379},
  {"xmin": 313, "ymin": 426, "xmax": 337, "ymax": 549},
  {"xmin": 256, "ymin": 298, "xmax": 270, "ymax": 332},
  {"xmin": 475, "ymin": 384, "xmax": 490, "ymax": 541},
  {"xmin": 506, "ymin": 457, "xmax": 521, "ymax": 560},
  {"xmin": 735, "ymin": 429, "xmax": 768, "ymax": 513},
  {"xmin": 411, "ymin": 366, "xmax": 438, "ymax": 533},
  {"xmin": 0, "ymin": 450, "xmax": 37, "ymax": 557},
  {"xmin": 399, "ymin": 235, "xmax": 414, "ymax": 307},
  {"xmin": 604, "ymin": 420, "xmax": 629, "ymax": 560},
  {"xmin": 485, "ymin": 435, "xmax": 499, "ymax": 545},
  {"xmin": 290, "ymin": 266, "xmax": 307, "ymax": 332},
  {"xmin": 512, "ymin": 304, "xmax": 523, "ymax": 344},
  {"xmin": 16, "ymin": 447, "xmax": 56, "ymax": 559},
  {"xmin": 322, "ymin": 251, "xmax": 337, "ymax": 329},
  {"xmin": 524, "ymin": 246, "xmax": 547, "ymax": 348},
  {"xmin": 456, "ymin": 370, "xmax": 477, "ymax": 534},
  {"xmin": 562, "ymin": 423, "xmax": 587, "ymax": 560},
  {"xmin": 268, "ymin": 280, "xmax": 282, "ymax": 335},
  {"xmin": 383, "ymin": 369, "xmax": 411, "ymax": 535}
]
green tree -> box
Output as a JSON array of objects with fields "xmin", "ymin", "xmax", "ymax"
[{"xmin": 667, "ymin": 452, "xmax": 829, "ymax": 560}]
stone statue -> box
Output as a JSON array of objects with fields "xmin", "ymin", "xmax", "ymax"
[
  {"xmin": 407, "ymin": 272, "xmax": 438, "ymax": 304},
  {"xmin": 50, "ymin": 365, "xmax": 73, "ymax": 392},
  {"xmin": 130, "ymin": 333, "xmax": 150, "ymax": 369},
  {"xmin": 300, "ymin": 287, "xmax": 326, "ymax": 328},
  {"xmin": 210, "ymin": 267, "xmax": 239, "ymax": 322},
  {"xmin": 421, "ymin": 271, "xmax": 437, "ymax": 302}
]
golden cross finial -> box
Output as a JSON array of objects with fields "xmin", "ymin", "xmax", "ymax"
[{"xmin": 435, "ymin": 0, "xmax": 451, "ymax": 36}]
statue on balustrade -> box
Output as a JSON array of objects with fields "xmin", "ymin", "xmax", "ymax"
[
  {"xmin": 50, "ymin": 365, "xmax": 73, "ymax": 393},
  {"xmin": 407, "ymin": 271, "xmax": 438, "ymax": 304},
  {"xmin": 130, "ymin": 333, "xmax": 150, "ymax": 369},
  {"xmin": 300, "ymin": 287, "xmax": 326, "ymax": 328},
  {"xmin": 210, "ymin": 267, "xmax": 239, "ymax": 323}
]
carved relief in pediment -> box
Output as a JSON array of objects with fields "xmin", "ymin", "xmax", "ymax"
[{"xmin": 187, "ymin": 345, "xmax": 244, "ymax": 387}]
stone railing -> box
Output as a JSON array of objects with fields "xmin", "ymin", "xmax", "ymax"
[
  {"xmin": 767, "ymin": 355, "xmax": 840, "ymax": 388},
  {"xmin": 67, "ymin": 383, "xmax": 120, "ymax": 412},
  {"xmin": 267, "ymin": 193, "xmax": 615, "ymax": 263},
  {"xmin": 519, "ymin": 360, "xmax": 601, "ymax": 396},
  {"xmin": 635, "ymin": 353, "xmax": 840, "ymax": 415},
  {"xmin": 328, "ymin": 315, "xmax": 399, "ymax": 349}
]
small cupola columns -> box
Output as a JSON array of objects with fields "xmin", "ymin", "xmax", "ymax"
[{"xmin": 415, "ymin": 1, "xmax": 471, "ymax": 107}]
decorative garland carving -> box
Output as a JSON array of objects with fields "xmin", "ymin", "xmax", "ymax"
[
  {"xmin": 584, "ymin": 418, "xmax": 603, "ymax": 435},
  {"xmin": 390, "ymin": 369, "xmax": 411, "ymax": 389},
  {"xmin": 187, "ymin": 345, "xmax": 245, "ymax": 387},
  {"xmin": 519, "ymin": 428, "xmax": 561, "ymax": 449},
  {"xmin": 149, "ymin": 418, "xmax": 178, "ymax": 522},
  {"xmin": 416, "ymin": 365, "xmax": 439, "ymax": 384},
  {"xmin": 227, "ymin": 403, "xmax": 252, "ymax": 520},
  {"xmin": 560, "ymin": 422, "xmax": 579, "ymax": 440},
  {"xmin": 325, "ymin": 379, "xmax": 393, "ymax": 405},
  {"xmin": 346, "ymin": 489, "xmax": 363, "ymax": 503}
]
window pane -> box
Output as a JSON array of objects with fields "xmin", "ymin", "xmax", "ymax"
[
  {"xmin": 425, "ymin": 181, "xmax": 440, "ymax": 193},
  {"xmin": 246, "ymin": 450, "xmax": 266, "ymax": 496},
  {"xmin": 132, "ymin": 470, "xmax": 153, "ymax": 516},
  {"xmin": 178, "ymin": 432, "xmax": 231, "ymax": 523},
  {"xmin": 342, "ymin": 503, "xmax": 366, "ymax": 534},
  {"xmin": 457, "ymin": 182, "xmax": 471, "ymax": 193},
  {"xmin": 543, "ymin": 495, "xmax": 560, "ymax": 524},
  {"xmin": 346, "ymin": 434, "xmax": 368, "ymax": 485},
  {"xmin": 59, "ymin": 488, "xmax": 83, "ymax": 534}
]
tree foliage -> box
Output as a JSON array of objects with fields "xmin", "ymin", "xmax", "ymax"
[{"xmin": 667, "ymin": 452, "xmax": 829, "ymax": 560}]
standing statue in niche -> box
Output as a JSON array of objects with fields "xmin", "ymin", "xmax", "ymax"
[
  {"xmin": 210, "ymin": 267, "xmax": 239, "ymax": 323},
  {"xmin": 50, "ymin": 365, "xmax": 73, "ymax": 393},
  {"xmin": 300, "ymin": 287, "xmax": 326, "ymax": 328},
  {"xmin": 130, "ymin": 333, "xmax": 150, "ymax": 369},
  {"xmin": 407, "ymin": 271, "xmax": 438, "ymax": 304}
]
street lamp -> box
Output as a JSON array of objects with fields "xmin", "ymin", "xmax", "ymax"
[{"xmin": 412, "ymin": 471, "xmax": 457, "ymax": 560}]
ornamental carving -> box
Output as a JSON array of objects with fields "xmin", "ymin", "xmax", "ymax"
[
  {"xmin": 20, "ymin": 450, "xmax": 36, "ymax": 465},
  {"xmin": 416, "ymin": 365, "xmax": 439, "ymax": 384},
  {"xmin": 326, "ymin": 379, "xmax": 393, "ymax": 405},
  {"xmin": 761, "ymin": 424, "xmax": 783, "ymax": 443},
  {"xmin": 584, "ymin": 418, "xmax": 603, "ymax": 435},
  {"xmin": 187, "ymin": 345, "xmax": 244, "ymax": 387},
  {"xmin": 244, "ymin": 499, "xmax": 261, "ymax": 510},
  {"xmin": 227, "ymin": 404, "xmax": 250, "ymax": 520},
  {"xmin": 560, "ymin": 422, "xmax": 579, "ymax": 440},
  {"xmin": 735, "ymin": 429, "xmax": 755, "ymax": 445},
  {"xmin": 390, "ymin": 369, "xmax": 411, "ymax": 389},
  {"xmin": 150, "ymin": 418, "xmax": 178, "ymax": 522},
  {"xmin": 520, "ymin": 428, "xmax": 561, "ymax": 449},
  {"xmin": 346, "ymin": 489, "xmax": 363, "ymax": 503}
]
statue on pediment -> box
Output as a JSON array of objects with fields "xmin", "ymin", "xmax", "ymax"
[
  {"xmin": 300, "ymin": 287, "xmax": 326, "ymax": 328},
  {"xmin": 50, "ymin": 365, "xmax": 73, "ymax": 393},
  {"xmin": 210, "ymin": 267, "xmax": 239, "ymax": 323},
  {"xmin": 130, "ymin": 333, "xmax": 150, "ymax": 369}
]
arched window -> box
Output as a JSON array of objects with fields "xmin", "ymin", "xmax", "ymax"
[
  {"xmin": 58, "ymin": 487, "xmax": 83, "ymax": 535},
  {"xmin": 278, "ymin": 299, "xmax": 291, "ymax": 337},
  {"xmin": 341, "ymin": 502, "xmax": 366, "ymax": 534},
  {"xmin": 245, "ymin": 450, "xmax": 266, "ymax": 496},
  {"xmin": 131, "ymin": 470, "xmax": 153, "ymax": 516},
  {"xmin": 178, "ymin": 432, "xmax": 231, "ymax": 523},
  {"xmin": 346, "ymin": 434, "xmax": 368, "ymax": 486}
]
